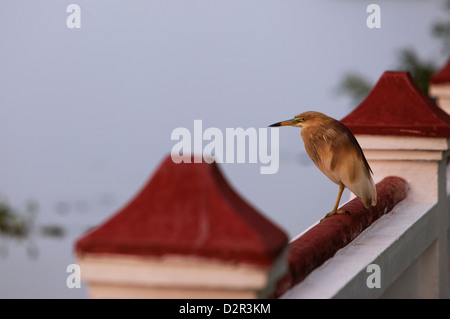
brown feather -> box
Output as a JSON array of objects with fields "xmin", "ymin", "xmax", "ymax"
[{"xmin": 296, "ymin": 111, "xmax": 377, "ymax": 208}]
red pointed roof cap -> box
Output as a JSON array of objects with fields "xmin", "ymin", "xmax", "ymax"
[
  {"xmin": 341, "ymin": 71, "xmax": 450, "ymax": 137},
  {"xmin": 75, "ymin": 155, "xmax": 288, "ymax": 266},
  {"xmin": 431, "ymin": 58, "xmax": 450, "ymax": 84}
]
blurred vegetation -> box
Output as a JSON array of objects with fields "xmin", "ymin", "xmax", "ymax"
[
  {"xmin": 0, "ymin": 194, "xmax": 114, "ymax": 260},
  {"xmin": 338, "ymin": 0, "xmax": 450, "ymax": 106},
  {"xmin": 432, "ymin": 0, "xmax": 450, "ymax": 54},
  {"xmin": 336, "ymin": 72, "xmax": 373, "ymax": 106},
  {"xmin": 0, "ymin": 202, "xmax": 29, "ymax": 238},
  {"xmin": 0, "ymin": 198, "xmax": 65, "ymax": 260},
  {"xmin": 395, "ymin": 49, "xmax": 438, "ymax": 95}
]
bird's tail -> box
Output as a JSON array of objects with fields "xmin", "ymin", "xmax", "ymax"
[
  {"xmin": 348, "ymin": 172, "xmax": 377, "ymax": 209},
  {"xmin": 361, "ymin": 175, "xmax": 377, "ymax": 209}
]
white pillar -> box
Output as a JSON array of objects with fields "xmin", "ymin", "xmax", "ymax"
[
  {"xmin": 355, "ymin": 135, "xmax": 449, "ymax": 202},
  {"xmin": 430, "ymin": 84, "xmax": 450, "ymax": 115},
  {"xmin": 354, "ymin": 134, "xmax": 450, "ymax": 298}
]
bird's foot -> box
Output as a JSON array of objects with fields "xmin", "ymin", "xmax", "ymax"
[{"xmin": 320, "ymin": 210, "xmax": 349, "ymax": 222}]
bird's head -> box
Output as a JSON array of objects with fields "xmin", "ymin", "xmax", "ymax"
[{"xmin": 269, "ymin": 111, "xmax": 322, "ymax": 128}]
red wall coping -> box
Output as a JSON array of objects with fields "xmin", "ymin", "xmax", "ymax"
[
  {"xmin": 341, "ymin": 71, "xmax": 450, "ymax": 137},
  {"xmin": 75, "ymin": 155, "xmax": 289, "ymax": 267},
  {"xmin": 431, "ymin": 58, "xmax": 450, "ymax": 84},
  {"xmin": 272, "ymin": 176, "xmax": 409, "ymax": 298}
]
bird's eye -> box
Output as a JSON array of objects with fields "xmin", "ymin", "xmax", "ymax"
[{"xmin": 295, "ymin": 117, "xmax": 305, "ymax": 122}]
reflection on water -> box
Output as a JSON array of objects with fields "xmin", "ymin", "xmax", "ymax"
[
  {"xmin": 0, "ymin": 192, "xmax": 117, "ymax": 261},
  {"xmin": 0, "ymin": 199, "xmax": 65, "ymax": 260},
  {"xmin": 0, "ymin": 193, "xmax": 118, "ymax": 298}
]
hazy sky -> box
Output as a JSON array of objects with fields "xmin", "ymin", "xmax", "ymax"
[{"xmin": 0, "ymin": 0, "xmax": 448, "ymax": 298}]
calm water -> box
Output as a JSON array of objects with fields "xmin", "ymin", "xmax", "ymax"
[{"xmin": 0, "ymin": 0, "xmax": 446, "ymax": 298}]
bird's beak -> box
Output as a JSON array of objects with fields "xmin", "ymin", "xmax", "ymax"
[{"xmin": 269, "ymin": 118, "xmax": 297, "ymax": 127}]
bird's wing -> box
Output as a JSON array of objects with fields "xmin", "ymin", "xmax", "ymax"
[
  {"xmin": 333, "ymin": 122, "xmax": 373, "ymax": 175},
  {"xmin": 331, "ymin": 122, "xmax": 377, "ymax": 207}
]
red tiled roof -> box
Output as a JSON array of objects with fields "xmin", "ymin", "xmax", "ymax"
[
  {"xmin": 341, "ymin": 71, "xmax": 450, "ymax": 137},
  {"xmin": 75, "ymin": 155, "xmax": 288, "ymax": 267},
  {"xmin": 272, "ymin": 176, "xmax": 409, "ymax": 298},
  {"xmin": 431, "ymin": 58, "xmax": 450, "ymax": 84}
]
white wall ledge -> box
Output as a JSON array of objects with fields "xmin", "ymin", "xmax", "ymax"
[{"xmin": 280, "ymin": 196, "xmax": 449, "ymax": 298}]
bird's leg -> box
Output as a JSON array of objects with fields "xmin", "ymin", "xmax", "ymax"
[{"xmin": 321, "ymin": 183, "xmax": 349, "ymax": 221}]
